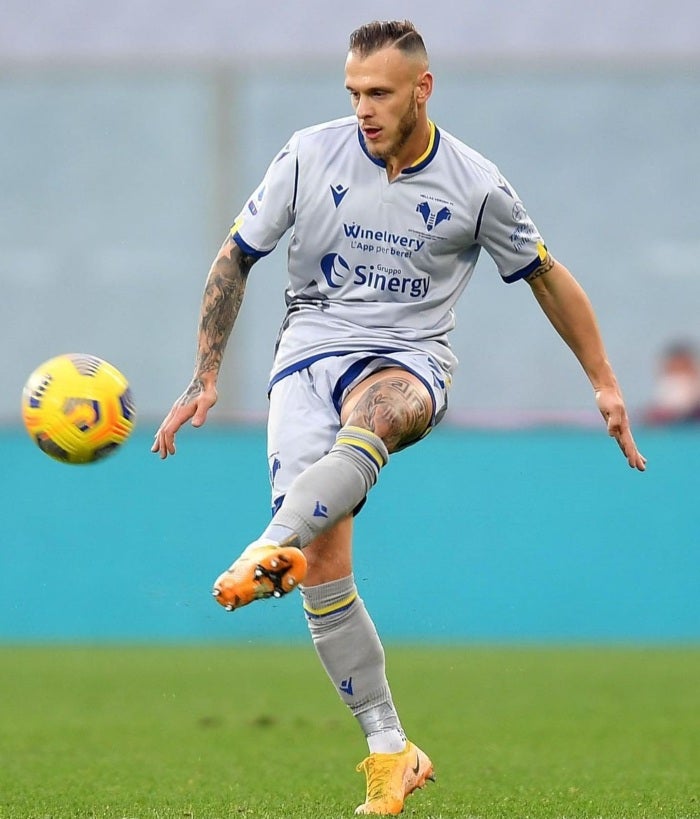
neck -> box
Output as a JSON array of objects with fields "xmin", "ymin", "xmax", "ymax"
[{"xmin": 385, "ymin": 118, "xmax": 433, "ymax": 181}]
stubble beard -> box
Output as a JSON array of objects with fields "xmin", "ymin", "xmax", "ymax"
[{"xmin": 368, "ymin": 97, "xmax": 418, "ymax": 163}]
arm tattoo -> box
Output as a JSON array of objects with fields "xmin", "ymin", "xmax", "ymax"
[
  {"xmin": 350, "ymin": 376, "xmax": 432, "ymax": 452},
  {"xmin": 175, "ymin": 377, "xmax": 206, "ymax": 409},
  {"xmin": 525, "ymin": 250, "xmax": 555, "ymax": 283},
  {"xmin": 195, "ymin": 238, "xmax": 256, "ymax": 376}
]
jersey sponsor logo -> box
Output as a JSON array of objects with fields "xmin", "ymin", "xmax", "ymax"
[
  {"xmin": 319, "ymin": 253, "xmax": 430, "ymax": 299},
  {"xmin": 330, "ymin": 183, "xmax": 349, "ymax": 208},
  {"xmin": 512, "ymin": 201, "xmax": 528, "ymax": 222},
  {"xmin": 321, "ymin": 253, "xmax": 349, "ymax": 288},
  {"xmin": 510, "ymin": 222, "xmax": 539, "ymax": 252},
  {"xmin": 343, "ymin": 222, "xmax": 424, "ymax": 256},
  {"xmin": 507, "ymin": 198, "xmax": 538, "ymax": 250},
  {"xmin": 416, "ymin": 201, "xmax": 452, "ymax": 232}
]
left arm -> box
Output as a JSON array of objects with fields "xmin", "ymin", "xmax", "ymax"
[{"xmin": 527, "ymin": 255, "xmax": 646, "ymax": 471}]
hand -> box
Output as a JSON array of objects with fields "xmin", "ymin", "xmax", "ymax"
[
  {"xmin": 151, "ymin": 378, "xmax": 217, "ymax": 459},
  {"xmin": 595, "ymin": 386, "xmax": 646, "ymax": 471}
]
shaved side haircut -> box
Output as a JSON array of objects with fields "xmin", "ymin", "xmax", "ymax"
[{"xmin": 348, "ymin": 20, "xmax": 429, "ymax": 64}]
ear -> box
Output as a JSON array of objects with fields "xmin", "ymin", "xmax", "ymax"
[{"xmin": 415, "ymin": 71, "xmax": 433, "ymax": 105}]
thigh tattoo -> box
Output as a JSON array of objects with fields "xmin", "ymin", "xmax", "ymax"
[{"xmin": 348, "ymin": 375, "xmax": 432, "ymax": 452}]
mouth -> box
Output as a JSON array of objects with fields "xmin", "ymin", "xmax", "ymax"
[{"xmin": 362, "ymin": 125, "xmax": 382, "ymax": 141}]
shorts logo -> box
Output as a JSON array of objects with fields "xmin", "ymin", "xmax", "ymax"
[
  {"xmin": 416, "ymin": 201, "xmax": 451, "ymax": 232},
  {"xmin": 339, "ymin": 677, "xmax": 354, "ymax": 695},
  {"xmin": 320, "ymin": 253, "xmax": 349, "ymax": 288},
  {"xmin": 428, "ymin": 357, "xmax": 446, "ymax": 389}
]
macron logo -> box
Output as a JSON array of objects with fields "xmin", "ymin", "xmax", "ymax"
[
  {"xmin": 331, "ymin": 184, "xmax": 349, "ymax": 208},
  {"xmin": 339, "ymin": 677, "xmax": 354, "ymax": 695},
  {"xmin": 497, "ymin": 176, "xmax": 513, "ymax": 198},
  {"xmin": 313, "ymin": 501, "xmax": 329, "ymax": 518},
  {"xmin": 270, "ymin": 456, "xmax": 281, "ymax": 482}
]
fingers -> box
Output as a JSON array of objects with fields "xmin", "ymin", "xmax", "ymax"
[
  {"xmin": 623, "ymin": 440, "xmax": 647, "ymax": 472},
  {"xmin": 596, "ymin": 387, "xmax": 646, "ymax": 472},
  {"xmin": 151, "ymin": 402, "xmax": 202, "ymax": 459},
  {"xmin": 151, "ymin": 380, "xmax": 218, "ymax": 459},
  {"xmin": 151, "ymin": 415, "xmax": 179, "ymax": 459},
  {"xmin": 631, "ymin": 451, "xmax": 647, "ymax": 471},
  {"xmin": 607, "ymin": 414, "xmax": 647, "ymax": 472}
]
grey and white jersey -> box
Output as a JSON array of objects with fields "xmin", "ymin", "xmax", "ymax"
[{"xmin": 230, "ymin": 115, "xmax": 546, "ymax": 387}]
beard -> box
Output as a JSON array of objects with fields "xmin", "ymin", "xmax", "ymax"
[{"xmin": 368, "ymin": 97, "xmax": 418, "ymax": 162}]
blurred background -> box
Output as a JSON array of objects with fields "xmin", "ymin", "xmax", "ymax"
[{"xmin": 1, "ymin": 0, "xmax": 698, "ymax": 643}]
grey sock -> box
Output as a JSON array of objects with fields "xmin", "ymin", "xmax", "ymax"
[
  {"xmin": 263, "ymin": 426, "xmax": 389, "ymax": 548},
  {"xmin": 300, "ymin": 575, "xmax": 405, "ymax": 742}
]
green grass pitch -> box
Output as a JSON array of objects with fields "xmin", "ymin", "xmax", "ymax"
[{"xmin": 0, "ymin": 645, "xmax": 698, "ymax": 818}]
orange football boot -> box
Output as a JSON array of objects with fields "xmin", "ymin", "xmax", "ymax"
[
  {"xmin": 355, "ymin": 741, "xmax": 435, "ymax": 815},
  {"xmin": 212, "ymin": 537, "xmax": 307, "ymax": 611}
]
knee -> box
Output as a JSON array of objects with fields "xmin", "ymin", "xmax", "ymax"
[{"xmin": 343, "ymin": 377, "xmax": 432, "ymax": 453}]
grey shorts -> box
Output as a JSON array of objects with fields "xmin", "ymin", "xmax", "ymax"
[{"xmin": 266, "ymin": 351, "xmax": 451, "ymax": 513}]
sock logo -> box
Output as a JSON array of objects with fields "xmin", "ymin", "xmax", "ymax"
[
  {"xmin": 339, "ymin": 677, "xmax": 354, "ymax": 695},
  {"xmin": 313, "ymin": 501, "xmax": 329, "ymax": 518}
]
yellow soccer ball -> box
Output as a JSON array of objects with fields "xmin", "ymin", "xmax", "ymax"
[{"xmin": 21, "ymin": 353, "xmax": 136, "ymax": 464}]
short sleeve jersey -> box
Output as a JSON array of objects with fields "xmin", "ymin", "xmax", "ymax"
[{"xmin": 230, "ymin": 116, "xmax": 546, "ymax": 385}]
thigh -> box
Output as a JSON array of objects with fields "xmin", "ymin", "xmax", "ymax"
[
  {"xmin": 339, "ymin": 349, "xmax": 450, "ymax": 452},
  {"xmin": 341, "ymin": 367, "xmax": 432, "ymax": 453}
]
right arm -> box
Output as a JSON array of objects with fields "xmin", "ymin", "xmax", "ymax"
[{"xmin": 151, "ymin": 236, "xmax": 257, "ymax": 458}]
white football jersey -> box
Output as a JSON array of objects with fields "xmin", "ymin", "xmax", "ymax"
[{"xmin": 230, "ymin": 116, "xmax": 546, "ymax": 386}]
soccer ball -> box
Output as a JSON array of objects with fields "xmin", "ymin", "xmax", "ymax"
[{"xmin": 21, "ymin": 353, "xmax": 136, "ymax": 464}]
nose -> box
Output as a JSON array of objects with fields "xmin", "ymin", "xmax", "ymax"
[{"xmin": 355, "ymin": 94, "xmax": 374, "ymax": 120}]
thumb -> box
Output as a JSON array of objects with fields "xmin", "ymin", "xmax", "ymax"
[
  {"xmin": 191, "ymin": 402, "xmax": 210, "ymax": 428},
  {"xmin": 191, "ymin": 388, "xmax": 218, "ymax": 428}
]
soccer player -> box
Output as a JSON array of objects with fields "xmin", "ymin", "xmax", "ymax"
[{"xmin": 153, "ymin": 20, "xmax": 646, "ymax": 815}]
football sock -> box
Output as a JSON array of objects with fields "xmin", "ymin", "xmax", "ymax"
[
  {"xmin": 300, "ymin": 575, "xmax": 406, "ymax": 754},
  {"xmin": 262, "ymin": 426, "xmax": 389, "ymax": 548}
]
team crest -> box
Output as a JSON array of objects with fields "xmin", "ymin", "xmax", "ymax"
[{"xmin": 416, "ymin": 201, "xmax": 451, "ymax": 232}]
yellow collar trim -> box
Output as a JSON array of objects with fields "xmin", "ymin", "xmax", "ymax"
[{"xmin": 408, "ymin": 121, "xmax": 436, "ymax": 169}]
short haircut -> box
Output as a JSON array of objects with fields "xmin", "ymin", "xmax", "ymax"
[{"xmin": 348, "ymin": 20, "xmax": 428, "ymax": 63}]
